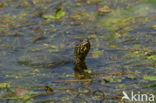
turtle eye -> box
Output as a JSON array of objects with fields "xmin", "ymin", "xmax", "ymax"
[{"xmin": 81, "ymin": 46, "xmax": 86, "ymax": 51}]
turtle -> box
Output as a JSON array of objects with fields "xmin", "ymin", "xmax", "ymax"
[
  {"xmin": 17, "ymin": 39, "xmax": 91, "ymax": 70},
  {"xmin": 73, "ymin": 39, "xmax": 91, "ymax": 79}
]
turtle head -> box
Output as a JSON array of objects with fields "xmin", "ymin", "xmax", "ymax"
[{"xmin": 74, "ymin": 39, "xmax": 90, "ymax": 63}]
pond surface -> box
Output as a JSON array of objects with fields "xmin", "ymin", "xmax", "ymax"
[{"xmin": 0, "ymin": 0, "xmax": 156, "ymax": 103}]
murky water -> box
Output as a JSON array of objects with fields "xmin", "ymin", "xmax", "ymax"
[{"xmin": 0, "ymin": 0, "xmax": 156, "ymax": 103}]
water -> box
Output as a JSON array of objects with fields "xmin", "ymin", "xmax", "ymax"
[{"xmin": 0, "ymin": 0, "xmax": 156, "ymax": 102}]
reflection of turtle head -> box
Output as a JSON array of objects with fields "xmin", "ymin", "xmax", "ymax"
[{"xmin": 74, "ymin": 39, "xmax": 90, "ymax": 64}]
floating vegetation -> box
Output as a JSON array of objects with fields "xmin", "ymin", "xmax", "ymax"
[
  {"xmin": 144, "ymin": 76, "xmax": 156, "ymax": 81},
  {"xmin": 43, "ymin": 8, "xmax": 66, "ymax": 20},
  {"xmin": 97, "ymin": 6, "xmax": 112, "ymax": 15},
  {"xmin": 0, "ymin": 0, "xmax": 156, "ymax": 102}
]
